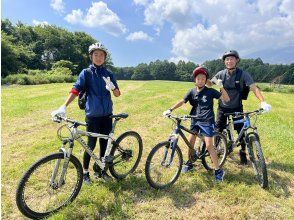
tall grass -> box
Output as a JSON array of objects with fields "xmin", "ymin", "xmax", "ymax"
[{"xmin": 2, "ymin": 81, "xmax": 294, "ymax": 219}]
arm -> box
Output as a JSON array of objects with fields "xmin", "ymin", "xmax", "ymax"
[
  {"xmin": 64, "ymin": 92, "xmax": 78, "ymax": 106},
  {"xmin": 170, "ymin": 100, "xmax": 185, "ymax": 111},
  {"xmin": 250, "ymin": 84, "xmax": 265, "ymax": 102},
  {"xmin": 206, "ymin": 79, "xmax": 213, "ymax": 87},
  {"xmin": 219, "ymin": 87, "xmax": 230, "ymax": 103}
]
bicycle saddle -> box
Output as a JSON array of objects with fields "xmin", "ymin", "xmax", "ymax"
[{"xmin": 110, "ymin": 113, "xmax": 129, "ymax": 119}]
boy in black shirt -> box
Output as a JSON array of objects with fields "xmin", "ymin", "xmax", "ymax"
[{"xmin": 163, "ymin": 67, "xmax": 229, "ymax": 182}]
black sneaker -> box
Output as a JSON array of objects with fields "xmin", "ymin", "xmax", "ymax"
[
  {"xmin": 93, "ymin": 163, "xmax": 102, "ymax": 179},
  {"xmin": 83, "ymin": 172, "xmax": 91, "ymax": 184},
  {"xmin": 101, "ymin": 171, "xmax": 113, "ymax": 181},
  {"xmin": 239, "ymin": 149, "xmax": 248, "ymax": 165}
]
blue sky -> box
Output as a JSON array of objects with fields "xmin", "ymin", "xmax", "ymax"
[{"xmin": 2, "ymin": 0, "xmax": 294, "ymax": 67}]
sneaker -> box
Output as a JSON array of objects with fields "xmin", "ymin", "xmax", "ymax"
[
  {"xmin": 181, "ymin": 161, "xmax": 194, "ymax": 173},
  {"xmin": 83, "ymin": 172, "xmax": 91, "ymax": 184},
  {"xmin": 93, "ymin": 163, "xmax": 102, "ymax": 179},
  {"xmin": 215, "ymin": 169, "xmax": 225, "ymax": 182},
  {"xmin": 239, "ymin": 149, "xmax": 248, "ymax": 165},
  {"xmin": 101, "ymin": 171, "xmax": 113, "ymax": 181}
]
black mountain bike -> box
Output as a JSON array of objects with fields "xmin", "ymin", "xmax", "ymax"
[
  {"xmin": 145, "ymin": 114, "xmax": 227, "ymax": 189},
  {"xmin": 16, "ymin": 113, "xmax": 143, "ymax": 219},
  {"xmin": 222, "ymin": 109, "xmax": 268, "ymax": 188}
]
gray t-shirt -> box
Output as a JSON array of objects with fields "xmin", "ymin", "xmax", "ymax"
[{"xmin": 211, "ymin": 68, "xmax": 254, "ymax": 109}]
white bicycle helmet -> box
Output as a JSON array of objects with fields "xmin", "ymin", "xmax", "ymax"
[{"xmin": 88, "ymin": 42, "xmax": 108, "ymax": 57}]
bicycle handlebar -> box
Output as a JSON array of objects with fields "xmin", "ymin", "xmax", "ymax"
[
  {"xmin": 224, "ymin": 108, "xmax": 264, "ymax": 117},
  {"xmin": 165, "ymin": 114, "xmax": 202, "ymax": 121},
  {"xmin": 52, "ymin": 115, "xmax": 87, "ymax": 126}
]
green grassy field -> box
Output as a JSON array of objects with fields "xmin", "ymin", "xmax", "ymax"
[{"xmin": 2, "ymin": 81, "xmax": 294, "ymax": 219}]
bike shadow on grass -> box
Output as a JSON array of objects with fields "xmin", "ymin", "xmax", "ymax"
[
  {"xmin": 225, "ymin": 153, "xmax": 292, "ymax": 198},
  {"xmin": 90, "ymin": 167, "xmax": 217, "ymax": 210}
]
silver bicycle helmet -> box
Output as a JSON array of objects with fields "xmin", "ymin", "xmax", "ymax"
[{"xmin": 88, "ymin": 42, "xmax": 108, "ymax": 57}]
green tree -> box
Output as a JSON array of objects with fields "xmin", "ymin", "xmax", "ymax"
[{"xmin": 132, "ymin": 63, "xmax": 152, "ymax": 80}]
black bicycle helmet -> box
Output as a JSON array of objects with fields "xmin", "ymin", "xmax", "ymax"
[{"xmin": 222, "ymin": 50, "xmax": 240, "ymax": 61}]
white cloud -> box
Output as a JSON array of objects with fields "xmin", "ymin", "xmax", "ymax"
[
  {"xmin": 126, "ymin": 31, "xmax": 153, "ymax": 41},
  {"xmin": 50, "ymin": 0, "xmax": 65, "ymax": 13},
  {"xmin": 138, "ymin": 0, "xmax": 294, "ymax": 63},
  {"xmin": 32, "ymin": 20, "xmax": 49, "ymax": 26},
  {"xmin": 169, "ymin": 56, "xmax": 189, "ymax": 64},
  {"xmin": 133, "ymin": 0, "xmax": 149, "ymax": 6},
  {"xmin": 144, "ymin": 0, "xmax": 197, "ymax": 30},
  {"xmin": 172, "ymin": 24, "xmax": 225, "ymax": 63},
  {"xmin": 65, "ymin": 1, "xmax": 127, "ymax": 36}
]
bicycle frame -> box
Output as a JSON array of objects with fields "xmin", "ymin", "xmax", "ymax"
[
  {"xmin": 166, "ymin": 116, "xmax": 202, "ymax": 165},
  {"xmin": 226, "ymin": 111, "xmax": 260, "ymax": 148},
  {"xmin": 55, "ymin": 116, "xmax": 121, "ymax": 178}
]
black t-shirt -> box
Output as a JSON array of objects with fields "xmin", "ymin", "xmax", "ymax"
[{"xmin": 183, "ymin": 86, "xmax": 221, "ymax": 124}]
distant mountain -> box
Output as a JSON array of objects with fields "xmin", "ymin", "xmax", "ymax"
[{"xmin": 245, "ymin": 47, "xmax": 294, "ymax": 65}]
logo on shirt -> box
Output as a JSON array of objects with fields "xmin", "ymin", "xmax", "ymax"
[{"xmin": 201, "ymin": 95, "xmax": 207, "ymax": 102}]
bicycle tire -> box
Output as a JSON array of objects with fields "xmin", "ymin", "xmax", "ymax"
[
  {"xmin": 202, "ymin": 132, "xmax": 228, "ymax": 171},
  {"xmin": 145, "ymin": 141, "xmax": 183, "ymax": 189},
  {"xmin": 16, "ymin": 152, "xmax": 83, "ymax": 219},
  {"xmin": 109, "ymin": 131, "xmax": 143, "ymax": 180},
  {"xmin": 247, "ymin": 136, "xmax": 268, "ymax": 188}
]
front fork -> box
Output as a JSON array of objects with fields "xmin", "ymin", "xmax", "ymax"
[
  {"xmin": 161, "ymin": 131, "xmax": 179, "ymax": 167},
  {"xmin": 50, "ymin": 140, "xmax": 73, "ymax": 188}
]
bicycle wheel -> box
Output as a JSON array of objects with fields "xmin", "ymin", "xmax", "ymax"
[
  {"xmin": 247, "ymin": 136, "xmax": 268, "ymax": 188},
  {"xmin": 109, "ymin": 131, "xmax": 143, "ymax": 179},
  {"xmin": 202, "ymin": 132, "xmax": 228, "ymax": 171},
  {"xmin": 145, "ymin": 141, "xmax": 183, "ymax": 189},
  {"xmin": 16, "ymin": 152, "xmax": 83, "ymax": 219}
]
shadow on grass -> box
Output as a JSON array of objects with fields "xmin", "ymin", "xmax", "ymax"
[
  {"xmin": 97, "ymin": 169, "xmax": 215, "ymax": 211},
  {"xmin": 267, "ymin": 161, "xmax": 294, "ymax": 175},
  {"xmin": 225, "ymin": 154, "xmax": 293, "ymax": 198}
]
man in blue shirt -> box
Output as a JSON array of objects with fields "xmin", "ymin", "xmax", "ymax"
[{"xmin": 51, "ymin": 42, "xmax": 121, "ymax": 184}]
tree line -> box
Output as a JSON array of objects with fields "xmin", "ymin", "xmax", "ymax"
[{"xmin": 2, "ymin": 19, "xmax": 293, "ymax": 84}]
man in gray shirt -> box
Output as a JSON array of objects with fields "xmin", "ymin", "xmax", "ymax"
[{"xmin": 207, "ymin": 50, "xmax": 271, "ymax": 164}]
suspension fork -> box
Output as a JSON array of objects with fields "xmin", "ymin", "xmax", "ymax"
[
  {"xmin": 162, "ymin": 127, "xmax": 180, "ymax": 166},
  {"xmin": 50, "ymin": 140, "xmax": 74, "ymax": 187}
]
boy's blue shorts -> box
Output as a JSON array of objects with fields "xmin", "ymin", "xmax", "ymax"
[{"xmin": 190, "ymin": 122, "xmax": 215, "ymax": 137}]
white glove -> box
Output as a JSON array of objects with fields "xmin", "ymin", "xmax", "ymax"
[
  {"xmin": 211, "ymin": 78, "xmax": 223, "ymax": 87},
  {"xmin": 51, "ymin": 105, "xmax": 66, "ymax": 117},
  {"xmin": 261, "ymin": 102, "xmax": 272, "ymax": 113},
  {"xmin": 163, "ymin": 109, "xmax": 172, "ymax": 117},
  {"xmin": 102, "ymin": 76, "xmax": 116, "ymax": 91}
]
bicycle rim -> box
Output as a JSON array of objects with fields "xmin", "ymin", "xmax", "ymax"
[
  {"xmin": 145, "ymin": 142, "xmax": 183, "ymax": 189},
  {"xmin": 248, "ymin": 137, "xmax": 268, "ymax": 188},
  {"xmin": 16, "ymin": 153, "xmax": 83, "ymax": 219},
  {"xmin": 109, "ymin": 131, "xmax": 143, "ymax": 179}
]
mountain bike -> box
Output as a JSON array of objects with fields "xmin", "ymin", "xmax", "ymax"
[
  {"xmin": 222, "ymin": 109, "xmax": 268, "ymax": 188},
  {"xmin": 145, "ymin": 114, "xmax": 227, "ymax": 189},
  {"xmin": 16, "ymin": 113, "xmax": 143, "ymax": 219}
]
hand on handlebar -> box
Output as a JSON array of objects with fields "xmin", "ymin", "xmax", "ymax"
[
  {"xmin": 260, "ymin": 102, "xmax": 272, "ymax": 113},
  {"xmin": 51, "ymin": 105, "xmax": 66, "ymax": 118},
  {"xmin": 163, "ymin": 109, "xmax": 172, "ymax": 117}
]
